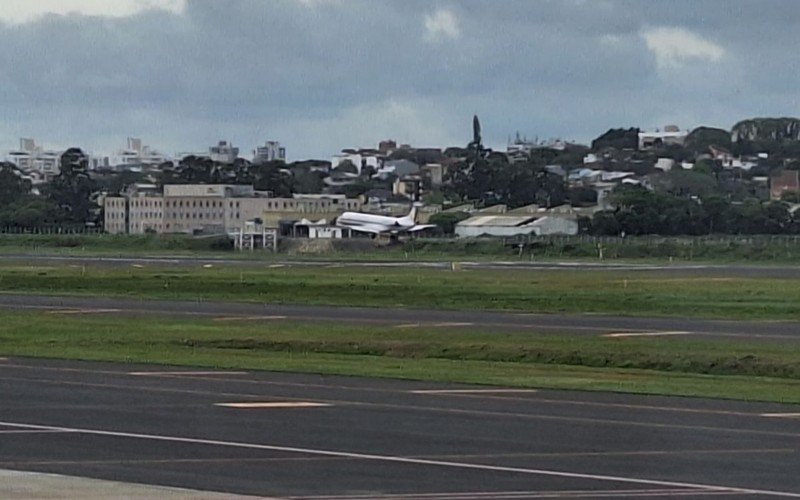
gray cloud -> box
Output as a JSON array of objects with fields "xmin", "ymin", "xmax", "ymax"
[{"xmin": 1, "ymin": 0, "xmax": 799, "ymax": 159}]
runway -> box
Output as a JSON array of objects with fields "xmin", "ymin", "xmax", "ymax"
[
  {"xmin": 0, "ymin": 357, "xmax": 799, "ymax": 498},
  {"xmin": 1, "ymin": 293, "xmax": 800, "ymax": 341}
]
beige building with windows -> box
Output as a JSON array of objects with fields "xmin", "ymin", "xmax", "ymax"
[{"xmin": 104, "ymin": 184, "xmax": 361, "ymax": 235}]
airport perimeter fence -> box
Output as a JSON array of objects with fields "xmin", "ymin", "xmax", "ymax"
[
  {"xmin": 0, "ymin": 226, "xmax": 102, "ymax": 235},
  {"xmin": 507, "ymin": 234, "xmax": 800, "ymax": 261}
]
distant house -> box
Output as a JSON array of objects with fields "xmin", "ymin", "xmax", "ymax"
[
  {"xmin": 382, "ymin": 159, "xmax": 419, "ymax": 177},
  {"xmin": 770, "ymin": 170, "xmax": 800, "ymax": 200},
  {"xmin": 638, "ymin": 125, "xmax": 688, "ymax": 150}
]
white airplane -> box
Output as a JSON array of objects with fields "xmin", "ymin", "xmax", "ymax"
[{"xmin": 335, "ymin": 205, "xmax": 436, "ymax": 236}]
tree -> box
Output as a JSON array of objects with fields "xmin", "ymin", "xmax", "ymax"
[
  {"xmin": 684, "ymin": 126, "xmax": 731, "ymax": 154},
  {"xmin": 333, "ymin": 160, "xmax": 358, "ymax": 175},
  {"xmin": 251, "ymin": 162, "xmax": 293, "ymax": 196},
  {"xmin": 292, "ymin": 171, "xmax": 324, "ymax": 194},
  {"xmin": 591, "ymin": 128, "xmax": 639, "ymax": 150},
  {"xmin": 0, "ymin": 162, "xmax": 32, "ymax": 205},
  {"xmin": 47, "ymin": 148, "xmax": 98, "ymax": 225},
  {"xmin": 428, "ymin": 211, "xmax": 470, "ymax": 235}
]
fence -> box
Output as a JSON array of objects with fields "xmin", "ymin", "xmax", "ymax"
[{"xmin": 0, "ymin": 226, "xmax": 103, "ymax": 235}]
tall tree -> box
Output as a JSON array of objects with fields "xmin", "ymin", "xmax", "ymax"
[{"xmin": 47, "ymin": 148, "xmax": 98, "ymax": 225}]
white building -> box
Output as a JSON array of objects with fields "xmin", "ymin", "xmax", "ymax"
[
  {"xmin": 6, "ymin": 138, "xmax": 61, "ymax": 178},
  {"xmin": 108, "ymin": 138, "xmax": 168, "ymax": 168},
  {"xmin": 331, "ymin": 151, "xmax": 382, "ymax": 175},
  {"xmin": 638, "ymin": 125, "xmax": 688, "ymax": 150},
  {"xmin": 105, "ymin": 185, "xmax": 360, "ymax": 235},
  {"xmin": 455, "ymin": 214, "xmax": 578, "ymax": 238},
  {"xmin": 209, "ymin": 140, "xmax": 239, "ymax": 164},
  {"xmin": 253, "ymin": 141, "xmax": 286, "ymax": 163}
]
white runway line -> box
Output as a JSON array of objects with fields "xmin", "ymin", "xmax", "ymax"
[
  {"xmin": 410, "ymin": 389, "xmax": 538, "ymax": 395},
  {"xmin": 215, "ymin": 402, "xmax": 331, "ymax": 409},
  {"xmin": 603, "ymin": 331, "xmax": 691, "ymax": 338},
  {"xmin": 212, "ymin": 315, "xmax": 287, "ymax": 321},
  {"xmin": 761, "ymin": 413, "xmax": 800, "ymax": 418},
  {"xmin": 128, "ymin": 371, "xmax": 249, "ymax": 376},
  {"xmin": 46, "ymin": 308, "xmax": 121, "ymax": 315},
  {"xmin": 287, "ymin": 487, "xmax": 742, "ymax": 498},
  {"xmin": 0, "ymin": 420, "xmax": 797, "ymax": 497},
  {"xmin": 395, "ymin": 322, "xmax": 475, "ymax": 328},
  {"xmin": 0, "ymin": 430, "xmax": 75, "ymax": 435}
]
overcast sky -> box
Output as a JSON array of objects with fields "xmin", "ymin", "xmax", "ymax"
[{"xmin": 1, "ymin": 0, "xmax": 799, "ymax": 160}]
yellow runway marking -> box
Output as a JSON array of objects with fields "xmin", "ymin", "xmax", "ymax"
[
  {"xmin": 212, "ymin": 315, "xmax": 287, "ymax": 321},
  {"xmin": 215, "ymin": 402, "xmax": 331, "ymax": 409},
  {"xmin": 604, "ymin": 331, "xmax": 691, "ymax": 338},
  {"xmin": 128, "ymin": 371, "xmax": 249, "ymax": 376}
]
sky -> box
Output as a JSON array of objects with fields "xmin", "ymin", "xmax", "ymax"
[{"xmin": 1, "ymin": 0, "xmax": 799, "ymax": 160}]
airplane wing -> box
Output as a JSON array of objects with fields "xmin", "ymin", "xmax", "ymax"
[{"xmin": 407, "ymin": 224, "xmax": 437, "ymax": 232}]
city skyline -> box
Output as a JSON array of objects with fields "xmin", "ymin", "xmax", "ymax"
[{"xmin": 1, "ymin": 1, "xmax": 799, "ymax": 160}]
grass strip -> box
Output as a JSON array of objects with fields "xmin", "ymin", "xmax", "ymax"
[
  {"xmin": 2, "ymin": 264, "xmax": 800, "ymax": 320},
  {"xmin": 2, "ymin": 311, "xmax": 800, "ymax": 404}
]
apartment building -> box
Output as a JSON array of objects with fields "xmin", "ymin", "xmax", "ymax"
[{"xmin": 104, "ymin": 184, "xmax": 361, "ymax": 235}]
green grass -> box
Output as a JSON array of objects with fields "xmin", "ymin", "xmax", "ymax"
[
  {"xmin": 2, "ymin": 264, "xmax": 800, "ymax": 320},
  {"xmin": 2, "ymin": 311, "xmax": 800, "ymax": 403},
  {"xmin": 7, "ymin": 233, "xmax": 800, "ymax": 263}
]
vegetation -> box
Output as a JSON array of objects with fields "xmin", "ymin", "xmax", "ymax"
[
  {"xmin": 589, "ymin": 184, "xmax": 797, "ymax": 236},
  {"xmin": 591, "ymin": 127, "xmax": 640, "ymax": 150},
  {"xmin": 3, "ymin": 312, "xmax": 800, "ymax": 403},
  {"xmin": 2, "ymin": 264, "xmax": 800, "ymax": 320},
  {"xmin": 684, "ymin": 126, "xmax": 731, "ymax": 153},
  {"xmin": 0, "ymin": 148, "xmax": 99, "ymax": 230}
]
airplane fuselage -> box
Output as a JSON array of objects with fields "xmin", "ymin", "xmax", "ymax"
[{"xmin": 335, "ymin": 206, "xmax": 434, "ymax": 235}]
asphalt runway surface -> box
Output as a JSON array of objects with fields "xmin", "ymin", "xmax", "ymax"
[
  {"xmin": 1, "ymin": 293, "xmax": 800, "ymax": 341},
  {"xmin": 6, "ymin": 253, "xmax": 800, "ymax": 277},
  {"xmin": 1, "ymin": 357, "xmax": 799, "ymax": 498}
]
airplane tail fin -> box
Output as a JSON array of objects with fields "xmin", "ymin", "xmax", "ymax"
[{"xmin": 407, "ymin": 205, "xmax": 418, "ymax": 222}]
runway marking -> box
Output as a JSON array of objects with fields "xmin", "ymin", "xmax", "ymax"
[
  {"xmin": 212, "ymin": 315, "xmax": 287, "ymax": 321},
  {"xmin": 128, "ymin": 371, "xmax": 249, "ymax": 376},
  {"xmin": 0, "ymin": 421, "xmax": 797, "ymax": 498},
  {"xmin": 603, "ymin": 331, "xmax": 691, "ymax": 338},
  {"xmin": 395, "ymin": 322, "xmax": 475, "ymax": 328},
  {"xmin": 0, "ymin": 457, "xmax": 349, "ymax": 467},
  {"xmin": 46, "ymin": 308, "xmax": 121, "ymax": 315},
  {"xmin": 0, "ymin": 430, "xmax": 74, "ymax": 435},
  {"xmin": 214, "ymin": 402, "xmax": 331, "ymax": 409},
  {"xmin": 5, "ymin": 372, "xmax": 800, "ymax": 440},
  {"xmin": 417, "ymin": 448, "xmax": 796, "ymax": 460},
  {"xmin": 1, "ymin": 300, "xmax": 799, "ymax": 339},
  {"xmin": 286, "ymin": 488, "xmax": 743, "ymax": 499},
  {"xmin": 761, "ymin": 413, "xmax": 800, "ymax": 418},
  {"xmin": 410, "ymin": 389, "xmax": 538, "ymax": 395}
]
